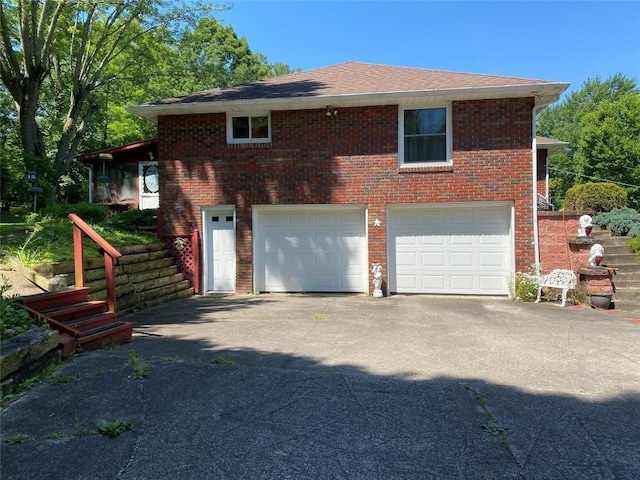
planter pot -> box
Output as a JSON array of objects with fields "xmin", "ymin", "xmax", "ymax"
[{"xmin": 589, "ymin": 294, "xmax": 613, "ymax": 309}]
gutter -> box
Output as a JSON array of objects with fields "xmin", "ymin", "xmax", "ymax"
[{"xmin": 127, "ymin": 83, "xmax": 569, "ymax": 123}]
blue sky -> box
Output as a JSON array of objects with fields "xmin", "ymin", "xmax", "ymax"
[{"xmin": 220, "ymin": 1, "xmax": 640, "ymax": 99}]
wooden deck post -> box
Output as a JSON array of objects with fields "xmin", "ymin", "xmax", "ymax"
[
  {"xmin": 69, "ymin": 213, "xmax": 122, "ymax": 313},
  {"xmin": 192, "ymin": 229, "xmax": 201, "ymax": 294},
  {"xmin": 73, "ymin": 223, "xmax": 85, "ymax": 288}
]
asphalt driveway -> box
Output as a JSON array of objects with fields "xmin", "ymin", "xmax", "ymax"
[{"xmin": 2, "ymin": 294, "xmax": 639, "ymax": 479}]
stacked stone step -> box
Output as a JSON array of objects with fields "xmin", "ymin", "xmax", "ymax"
[
  {"xmin": 591, "ymin": 227, "xmax": 640, "ymax": 314},
  {"xmin": 52, "ymin": 243, "xmax": 194, "ymax": 315}
]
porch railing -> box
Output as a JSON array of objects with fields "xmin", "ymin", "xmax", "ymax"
[{"xmin": 68, "ymin": 213, "xmax": 122, "ymax": 313}]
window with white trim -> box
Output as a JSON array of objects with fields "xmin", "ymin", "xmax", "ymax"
[
  {"xmin": 400, "ymin": 107, "xmax": 451, "ymax": 166},
  {"xmin": 227, "ymin": 113, "xmax": 271, "ymax": 144}
]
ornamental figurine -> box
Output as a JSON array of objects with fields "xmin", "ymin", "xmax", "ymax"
[
  {"xmin": 577, "ymin": 215, "xmax": 593, "ymax": 237},
  {"xmin": 589, "ymin": 243, "xmax": 604, "ymax": 268},
  {"xmin": 371, "ymin": 263, "xmax": 383, "ymax": 298}
]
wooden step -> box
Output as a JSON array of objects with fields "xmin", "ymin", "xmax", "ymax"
[
  {"xmin": 19, "ymin": 287, "xmax": 90, "ymax": 311},
  {"xmin": 41, "ymin": 300, "xmax": 108, "ymax": 323},
  {"xmin": 63, "ymin": 312, "xmax": 118, "ymax": 333},
  {"xmin": 78, "ymin": 322, "xmax": 133, "ymax": 350}
]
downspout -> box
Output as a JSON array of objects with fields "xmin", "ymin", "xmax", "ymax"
[{"xmin": 532, "ymin": 107, "xmax": 540, "ymax": 268}]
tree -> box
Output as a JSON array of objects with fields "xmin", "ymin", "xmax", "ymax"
[
  {"xmin": 577, "ymin": 93, "xmax": 640, "ymax": 208},
  {"xmin": 0, "ymin": 2, "xmax": 294, "ymax": 205},
  {"xmin": 0, "ymin": 85, "xmax": 48, "ymax": 210},
  {"xmin": 0, "ymin": 0, "xmax": 217, "ymax": 204},
  {"xmin": 537, "ymin": 73, "xmax": 638, "ymax": 207},
  {"xmin": 102, "ymin": 17, "xmax": 296, "ymax": 148},
  {"xmin": 178, "ymin": 18, "xmax": 295, "ymax": 91}
]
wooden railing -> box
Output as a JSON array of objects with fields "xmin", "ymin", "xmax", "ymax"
[{"xmin": 68, "ymin": 213, "xmax": 122, "ymax": 313}]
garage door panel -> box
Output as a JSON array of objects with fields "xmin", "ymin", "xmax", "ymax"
[
  {"xmin": 450, "ymin": 210, "xmax": 473, "ymax": 224},
  {"xmin": 479, "ymin": 252, "xmax": 504, "ymax": 267},
  {"xmin": 390, "ymin": 204, "xmax": 512, "ymax": 295},
  {"xmin": 315, "ymin": 213, "xmax": 335, "ymax": 226},
  {"xmin": 314, "ymin": 274, "xmax": 336, "ymax": 289},
  {"xmin": 422, "ymin": 252, "xmax": 444, "ymax": 267},
  {"xmin": 396, "ymin": 235, "xmax": 419, "ymax": 246},
  {"xmin": 422, "ymin": 275, "xmax": 445, "ymax": 290},
  {"xmin": 479, "ymin": 275, "xmax": 506, "ymax": 290},
  {"xmin": 450, "ymin": 236, "xmax": 473, "ymax": 245},
  {"xmin": 256, "ymin": 208, "xmax": 366, "ymax": 292},
  {"xmin": 264, "ymin": 213, "xmax": 285, "ymax": 226},
  {"xmin": 397, "ymin": 252, "xmax": 417, "ymax": 266},
  {"xmin": 340, "ymin": 233, "xmax": 363, "ymax": 247},
  {"xmin": 397, "ymin": 275, "xmax": 418, "ymax": 290},
  {"xmin": 290, "ymin": 213, "xmax": 311, "ymax": 225},
  {"xmin": 450, "ymin": 275, "xmax": 474, "ymax": 290},
  {"xmin": 422, "ymin": 235, "xmax": 445, "ymax": 245},
  {"xmin": 478, "ymin": 234, "xmax": 505, "ymax": 245},
  {"xmin": 450, "ymin": 252, "xmax": 474, "ymax": 267},
  {"xmin": 340, "ymin": 211, "xmax": 362, "ymax": 225}
]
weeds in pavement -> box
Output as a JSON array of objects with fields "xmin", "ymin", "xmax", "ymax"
[
  {"xmin": 127, "ymin": 350, "xmax": 152, "ymax": 379},
  {"xmin": 97, "ymin": 419, "xmax": 133, "ymax": 438}
]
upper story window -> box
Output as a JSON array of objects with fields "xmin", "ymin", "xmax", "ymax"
[
  {"xmin": 227, "ymin": 113, "xmax": 271, "ymax": 144},
  {"xmin": 399, "ymin": 106, "xmax": 451, "ymax": 166}
]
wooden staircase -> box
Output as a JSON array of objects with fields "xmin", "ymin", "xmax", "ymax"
[
  {"xmin": 15, "ymin": 213, "xmax": 135, "ymax": 355},
  {"xmin": 18, "ymin": 287, "xmax": 132, "ymax": 354}
]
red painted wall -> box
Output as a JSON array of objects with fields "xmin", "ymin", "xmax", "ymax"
[{"xmin": 158, "ymin": 98, "xmax": 536, "ymax": 292}]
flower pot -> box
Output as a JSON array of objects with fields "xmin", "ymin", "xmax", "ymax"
[{"xmin": 589, "ymin": 294, "xmax": 612, "ymax": 309}]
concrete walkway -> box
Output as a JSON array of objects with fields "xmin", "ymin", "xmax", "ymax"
[{"xmin": 1, "ymin": 294, "xmax": 639, "ymax": 479}]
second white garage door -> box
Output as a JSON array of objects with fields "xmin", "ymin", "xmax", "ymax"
[
  {"xmin": 254, "ymin": 207, "xmax": 367, "ymax": 293},
  {"xmin": 388, "ymin": 203, "xmax": 513, "ymax": 295}
]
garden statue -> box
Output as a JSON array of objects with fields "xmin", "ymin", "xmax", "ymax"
[
  {"xmin": 371, "ymin": 263, "xmax": 383, "ymax": 297},
  {"xmin": 589, "ymin": 243, "xmax": 605, "ymax": 268},
  {"xmin": 577, "ymin": 214, "xmax": 593, "ymax": 237}
]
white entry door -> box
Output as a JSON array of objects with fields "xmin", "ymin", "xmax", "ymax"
[
  {"xmin": 138, "ymin": 161, "xmax": 159, "ymax": 209},
  {"xmin": 204, "ymin": 210, "xmax": 236, "ymax": 292}
]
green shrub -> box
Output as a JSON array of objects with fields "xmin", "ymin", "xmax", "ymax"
[
  {"xmin": 0, "ymin": 276, "xmax": 36, "ymax": 340},
  {"xmin": 592, "ymin": 208, "xmax": 640, "ymax": 236},
  {"xmin": 564, "ymin": 182, "xmax": 628, "ymax": 213},
  {"xmin": 41, "ymin": 202, "xmax": 109, "ymax": 224},
  {"xmin": 508, "ymin": 268, "xmax": 539, "ymax": 302},
  {"xmin": 626, "ymin": 237, "xmax": 640, "ymax": 256},
  {"xmin": 104, "ymin": 208, "xmax": 157, "ymax": 231}
]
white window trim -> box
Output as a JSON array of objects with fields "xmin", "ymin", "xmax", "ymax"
[
  {"xmin": 398, "ymin": 104, "xmax": 452, "ymax": 168},
  {"xmin": 226, "ymin": 112, "xmax": 271, "ymax": 144}
]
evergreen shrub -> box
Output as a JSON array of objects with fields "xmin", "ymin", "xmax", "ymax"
[{"xmin": 592, "ymin": 207, "xmax": 640, "ymax": 237}]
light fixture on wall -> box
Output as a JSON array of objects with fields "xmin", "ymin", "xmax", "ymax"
[{"xmin": 325, "ymin": 105, "xmax": 337, "ymax": 117}]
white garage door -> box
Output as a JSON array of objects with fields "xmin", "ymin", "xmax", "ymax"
[
  {"xmin": 388, "ymin": 203, "xmax": 512, "ymax": 295},
  {"xmin": 254, "ymin": 207, "xmax": 367, "ymax": 293}
]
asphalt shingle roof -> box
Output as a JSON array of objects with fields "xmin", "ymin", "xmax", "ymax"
[{"xmin": 151, "ymin": 61, "xmax": 562, "ymax": 105}]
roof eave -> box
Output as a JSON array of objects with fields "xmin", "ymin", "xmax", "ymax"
[{"xmin": 127, "ymin": 82, "xmax": 570, "ymax": 124}]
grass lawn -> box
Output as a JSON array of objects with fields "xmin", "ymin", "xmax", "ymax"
[{"xmin": 0, "ymin": 206, "xmax": 158, "ymax": 266}]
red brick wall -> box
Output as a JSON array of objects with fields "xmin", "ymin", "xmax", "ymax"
[
  {"xmin": 537, "ymin": 211, "xmax": 592, "ymax": 273},
  {"xmin": 158, "ymin": 97, "xmax": 536, "ymax": 292}
]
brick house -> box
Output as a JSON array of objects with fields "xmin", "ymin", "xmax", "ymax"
[{"xmin": 128, "ymin": 62, "xmax": 569, "ymax": 295}]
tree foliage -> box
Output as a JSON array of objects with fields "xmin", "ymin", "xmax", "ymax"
[
  {"xmin": 577, "ymin": 93, "xmax": 640, "ymax": 208},
  {"xmin": 0, "ymin": 1, "xmax": 294, "ymax": 207},
  {"xmin": 537, "ymin": 73, "xmax": 640, "ymax": 208}
]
